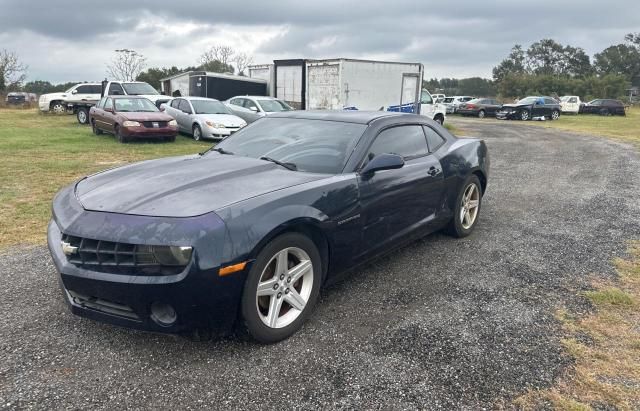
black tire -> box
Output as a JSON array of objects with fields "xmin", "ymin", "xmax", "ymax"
[
  {"xmin": 434, "ymin": 115, "xmax": 444, "ymax": 125},
  {"xmin": 115, "ymin": 125, "xmax": 127, "ymax": 143},
  {"xmin": 91, "ymin": 119, "xmax": 103, "ymax": 135},
  {"xmin": 600, "ymin": 109, "xmax": 611, "ymax": 116},
  {"xmin": 520, "ymin": 110, "xmax": 530, "ymax": 121},
  {"xmin": 550, "ymin": 110, "xmax": 560, "ymax": 120},
  {"xmin": 192, "ymin": 124, "xmax": 202, "ymax": 141},
  {"xmin": 76, "ymin": 108, "xmax": 89, "ymax": 125},
  {"xmin": 445, "ymin": 174, "xmax": 483, "ymax": 238},
  {"xmin": 50, "ymin": 101, "xmax": 66, "ymax": 114},
  {"xmin": 478, "ymin": 109, "xmax": 486, "ymax": 119},
  {"xmin": 240, "ymin": 232, "xmax": 322, "ymax": 343}
]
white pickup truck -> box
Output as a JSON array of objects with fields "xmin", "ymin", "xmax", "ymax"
[
  {"xmin": 559, "ymin": 96, "xmax": 583, "ymax": 114},
  {"xmin": 38, "ymin": 83, "xmax": 102, "ymax": 114},
  {"xmin": 71, "ymin": 81, "xmax": 172, "ymax": 125}
]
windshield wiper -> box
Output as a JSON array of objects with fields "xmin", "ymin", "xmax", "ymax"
[
  {"xmin": 260, "ymin": 156, "xmax": 297, "ymax": 171},
  {"xmin": 200, "ymin": 146, "xmax": 234, "ymax": 156}
]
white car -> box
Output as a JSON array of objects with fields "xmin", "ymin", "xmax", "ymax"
[
  {"xmin": 441, "ymin": 96, "xmax": 476, "ymax": 114},
  {"xmin": 161, "ymin": 97, "xmax": 246, "ymax": 140},
  {"xmin": 431, "ymin": 93, "xmax": 446, "ymax": 102},
  {"xmin": 38, "ymin": 83, "xmax": 102, "ymax": 113},
  {"xmin": 560, "ymin": 96, "xmax": 582, "ymax": 114},
  {"xmin": 225, "ymin": 96, "xmax": 295, "ymax": 123}
]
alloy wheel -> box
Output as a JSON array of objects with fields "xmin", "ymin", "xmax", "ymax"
[
  {"xmin": 460, "ymin": 183, "xmax": 480, "ymax": 230},
  {"xmin": 520, "ymin": 111, "xmax": 529, "ymax": 121},
  {"xmin": 551, "ymin": 110, "xmax": 560, "ymax": 120},
  {"xmin": 77, "ymin": 110, "xmax": 87, "ymax": 124},
  {"xmin": 193, "ymin": 126, "xmax": 201, "ymax": 141},
  {"xmin": 52, "ymin": 103, "xmax": 65, "ymax": 114},
  {"xmin": 256, "ymin": 247, "xmax": 314, "ymax": 329},
  {"xmin": 478, "ymin": 110, "xmax": 485, "ymax": 119}
]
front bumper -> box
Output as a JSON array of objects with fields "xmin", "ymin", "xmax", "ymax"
[
  {"xmin": 496, "ymin": 111, "xmax": 517, "ymax": 120},
  {"xmin": 121, "ymin": 126, "xmax": 178, "ymax": 139},
  {"xmin": 457, "ymin": 109, "xmax": 479, "ymax": 116},
  {"xmin": 203, "ymin": 125, "xmax": 242, "ymax": 139},
  {"xmin": 47, "ymin": 185, "xmax": 246, "ymax": 335},
  {"xmin": 39, "ymin": 101, "xmax": 50, "ymax": 111}
]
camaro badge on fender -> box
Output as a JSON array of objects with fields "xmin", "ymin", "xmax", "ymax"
[{"xmin": 61, "ymin": 241, "xmax": 78, "ymax": 256}]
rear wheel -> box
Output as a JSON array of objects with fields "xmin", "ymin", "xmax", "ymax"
[
  {"xmin": 478, "ymin": 109, "xmax": 486, "ymax": 119},
  {"xmin": 76, "ymin": 108, "xmax": 89, "ymax": 125},
  {"xmin": 240, "ymin": 232, "xmax": 321, "ymax": 343},
  {"xmin": 520, "ymin": 110, "xmax": 530, "ymax": 121},
  {"xmin": 165, "ymin": 136, "xmax": 176, "ymax": 142},
  {"xmin": 445, "ymin": 174, "xmax": 482, "ymax": 238},
  {"xmin": 551, "ymin": 110, "xmax": 560, "ymax": 120},
  {"xmin": 192, "ymin": 124, "xmax": 202, "ymax": 141}
]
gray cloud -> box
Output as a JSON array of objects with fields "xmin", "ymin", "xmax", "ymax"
[{"xmin": 1, "ymin": 0, "xmax": 638, "ymax": 82}]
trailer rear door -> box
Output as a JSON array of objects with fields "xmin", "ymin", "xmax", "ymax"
[
  {"xmin": 307, "ymin": 63, "xmax": 340, "ymax": 109},
  {"xmin": 276, "ymin": 65, "xmax": 303, "ymax": 109}
]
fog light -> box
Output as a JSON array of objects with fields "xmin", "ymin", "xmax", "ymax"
[{"xmin": 150, "ymin": 302, "xmax": 177, "ymax": 326}]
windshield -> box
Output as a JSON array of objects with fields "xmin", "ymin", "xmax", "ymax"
[
  {"xmin": 214, "ymin": 118, "xmax": 367, "ymax": 174},
  {"xmin": 114, "ymin": 98, "xmax": 159, "ymax": 112},
  {"xmin": 258, "ymin": 99, "xmax": 293, "ymax": 112},
  {"xmin": 122, "ymin": 83, "xmax": 159, "ymax": 95},
  {"xmin": 191, "ymin": 100, "xmax": 231, "ymax": 114},
  {"xmin": 517, "ymin": 97, "xmax": 539, "ymax": 105}
]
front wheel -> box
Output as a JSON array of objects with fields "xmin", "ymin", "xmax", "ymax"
[
  {"xmin": 478, "ymin": 110, "xmax": 486, "ymax": 119},
  {"xmin": 445, "ymin": 175, "xmax": 482, "ymax": 238},
  {"xmin": 50, "ymin": 101, "xmax": 66, "ymax": 114},
  {"xmin": 240, "ymin": 233, "xmax": 322, "ymax": 343},
  {"xmin": 520, "ymin": 110, "xmax": 530, "ymax": 121},
  {"xmin": 192, "ymin": 124, "xmax": 202, "ymax": 141},
  {"xmin": 115, "ymin": 125, "xmax": 127, "ymax": 143},
  {"xmin": 91, "ymin": 119, "xmax": 102, "ymax": 135}
]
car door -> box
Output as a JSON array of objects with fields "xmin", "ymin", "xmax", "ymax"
[
  {"xmin": 357, "ymin": 124, "xmax": 444, "ymax": 256},
  {"xmin": 177, "ymin": 99, "xmax": 193, "ymax": 132},
  {"xmin": 92, "ymin": 97, "xmax": 106, "ymax": 129},
  {"xmin": 102, "ymin": 98, "xmax": 116, "ymax": 133}
]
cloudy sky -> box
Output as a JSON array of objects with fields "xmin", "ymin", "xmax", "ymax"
[{"xmin": 1, "ymin": 0, "xmax": 638, "ymax": 83}]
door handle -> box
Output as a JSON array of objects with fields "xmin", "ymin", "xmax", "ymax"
[{"xmin": 428, "ymin": 166, "xmax": 440, "ymax": 176}]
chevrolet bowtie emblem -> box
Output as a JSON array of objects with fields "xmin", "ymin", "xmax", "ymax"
[{"xmin": 61, "ymin": 241, "xmax": 78, "ymax": 256}]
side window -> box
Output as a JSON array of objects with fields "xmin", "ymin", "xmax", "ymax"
[
  {"xmin": 569, "ymin": 97, "xmax": 577, "ymax": 103},
  {"xmin": 243, "ymin": 99, "xmax": 258, "ymax": 110},
  {"xmin": 368, "ymin": 125, "xmax": 428, "ymax": 160},
  {"xmin": 104, "ymin": 98, "xmax": 113, "ymax": 110},
  {"xmin": 178, "ymin": 99, "xmax": 192, "ymax": 113},
  {"xmin": 108, "ymin": 83, "xmax": 125, "ymax": 96},
  {"xmin": 76, "ymin": 85, "xmax": 92, "ymax": 94},
  {"xmin": 230, "ymin": 98, "xmax": 242, "ymax": 106},
  {"xmin": 170, "ymin": 99, "xmax": 180, "ymax": 108},
  {"xmin": 96, "ymin": 97, "xmax": 106, "ymax": 109},
  {"xmin": 544, "ymin": 98, "xmax": 555, "ymax": 105},
  {"xmin": 420, "ymin": 91, "xmax": 433, "ymax": 105},
  {"xmin": 89, "ymin": 85, "xmax": 102, "ymax": 94},
  {"xmin": 423, "ymin": 126, "xmax": 445, "ymax": 152}
]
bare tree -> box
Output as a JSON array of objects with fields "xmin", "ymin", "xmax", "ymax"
[
  {"xmin": 106, "ymin": 49, "xmax": 147, "ymax": 81},
  {"xmin": 200, "ymin": 45, "xmax": 236, "ymax": 67},
  {"xmin": 234, "ymin": 52, "xmax": 254, "ymax": 76},
  {"xmin": 0, "ymin": 49, "xmax": 28, "ymax": 91}
]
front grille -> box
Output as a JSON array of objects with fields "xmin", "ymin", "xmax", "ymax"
[
  {"xmin": 67, "ymin": 289, "xmax": 140, "ymax": 321},
  {"xmin": 61, "ymin": 234, "xmax": 183, "ymax": 275},
  {"xmin": 142, "ymin": 121, "xmax": 168, "ymax": 128}
]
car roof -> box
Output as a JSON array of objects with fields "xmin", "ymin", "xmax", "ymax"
[
  {"xmin": 181, "ymin": 96, "xmax": 221, "ymax": 102},
  {"xmin": 234, "ymin": 96, "xmax": 280, "ymax": 100},
  {"xmin": 109, "ymin": 96, "xmax": 152, "ymax": 100},
  {"xmin": 268, "ymin": 110, "xmax": 412, "ymax": 124}
]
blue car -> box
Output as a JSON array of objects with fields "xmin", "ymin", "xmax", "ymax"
[{"xmin": 48, "ymin": 111, "xmax": 490, "ymax": 343}]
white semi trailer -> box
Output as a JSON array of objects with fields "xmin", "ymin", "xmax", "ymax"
[{"xmin": 305, "ymin": 59, "xmax": 445, "ymax": 123}]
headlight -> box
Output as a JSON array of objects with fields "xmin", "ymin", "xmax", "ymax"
[
  {"xmin": 205, "ymin": 121, "xmax": 224, "ymax": 128},
  {"xmin": 122, "ymin": 121, "xmax": 141, "ymax": 127},
  {"xmin": 151, "ymin": 246, "xmax": 193, "ymax": 266},
  {"xmin": 168, "ymin": 119, "xmax": 177, "ymax": 126}
]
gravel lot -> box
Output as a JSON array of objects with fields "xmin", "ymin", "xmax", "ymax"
[{"xmin": 1, "ymin": 119, "xmax": 639, "ymax": 410}]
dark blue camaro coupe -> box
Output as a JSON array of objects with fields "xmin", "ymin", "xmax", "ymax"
[{"xmin": 48, "ymin": 111, "xmax": 489, "ymax": 343}]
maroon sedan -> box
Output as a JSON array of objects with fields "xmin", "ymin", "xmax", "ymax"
[{"xmin": 89, "ymin": 96, "xmax": 178, "ymax": 143}]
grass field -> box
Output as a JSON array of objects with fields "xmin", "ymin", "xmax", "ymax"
[
  {"xmin": 0, "ymin": 109, "xmax": 210, "ymax": 249},
  {"xmin": 500, "ymin": 107, "xmax": 640, "ymax": 147}
]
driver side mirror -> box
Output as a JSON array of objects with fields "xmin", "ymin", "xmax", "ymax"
[
  {"xmin": 71, "ymin": 90, "xmax": 78, "ymax": 95},
  {"xmin": 360, "ymin": 153, "xmax": 405, "ymax": 175},
  {"xmin": 249, "ymin": 106, "xmax": 258, "ymax": 112}
]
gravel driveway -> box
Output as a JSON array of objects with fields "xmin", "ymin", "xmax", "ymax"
[{"xmin": 1, "ymin": 119, "xmax": 639, "ymax": 410}]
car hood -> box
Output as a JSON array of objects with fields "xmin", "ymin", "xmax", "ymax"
[
  {"xmin": 195, "ymin": 113, "xmax": 246, "ymax": 127},
  {"xmin": 119, "ymin": 112, "xmax": 174, "ymax": 122},
  {"xmin": 501, "ymin": 103, "xmax": 531, "ymax": 110},
  {"xmin": 75, "ymin": 154, "xmax": 327, "ymax": 217}
]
